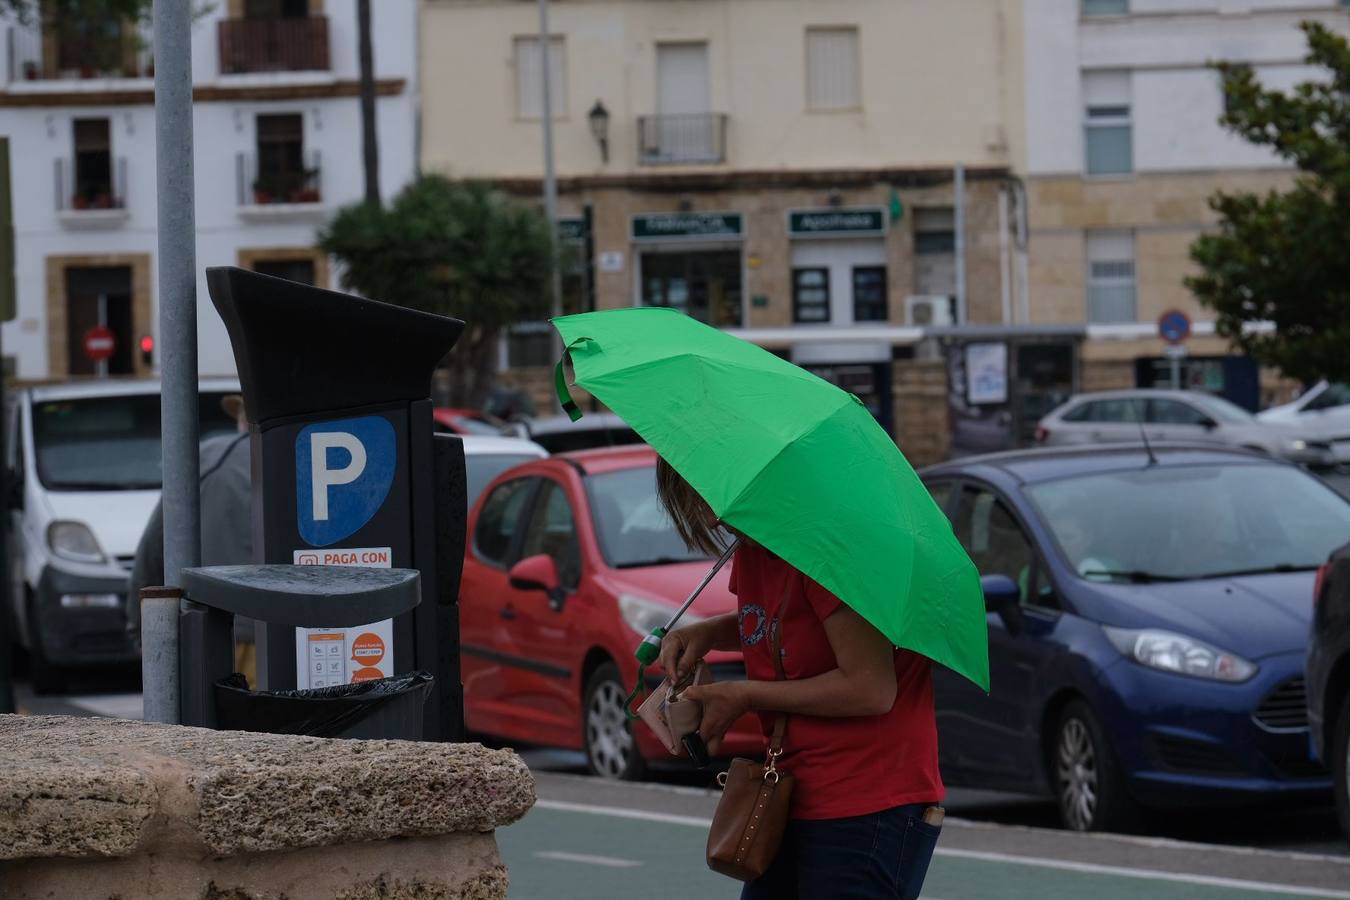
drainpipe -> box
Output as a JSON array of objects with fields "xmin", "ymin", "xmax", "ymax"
[
  {"xmin": 998, "ymin": 185, "xmax": 1011, "ymax": 326},
  {"xmin": 954, "ymin": 163, "xmax": 967, "ymax": 325}
]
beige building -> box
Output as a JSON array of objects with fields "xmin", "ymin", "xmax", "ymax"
[
  {"xmin": 1020, "ymin": 0, "xmax": 1346, "ymax": 407},
  {"xmin": 421, "ymin": 0, "xmax": 1026, "ymax": 457}
]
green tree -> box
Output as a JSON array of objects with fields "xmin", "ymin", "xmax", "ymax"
[
  {"xmin": 319, "ymin": 175, "xmax": 556, "ymax": 407},
  {"xmin": 0, "ymin": 0, "xmax": 151, "ymax": 24},
  {"xmin": 1187, "ymin": 21, "xmax": 1350, "ymax": 384}
]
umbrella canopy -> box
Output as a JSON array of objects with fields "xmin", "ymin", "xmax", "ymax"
[{"xmin": 554, "ymin": 308, "xmax": 988, "ymax": 690}]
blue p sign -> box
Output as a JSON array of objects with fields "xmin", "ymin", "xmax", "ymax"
[{"xmin": 295, "ymin": 416, "xmax": 396, "ymax": 547}]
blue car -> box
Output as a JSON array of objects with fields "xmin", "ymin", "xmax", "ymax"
[{"xmin": 921, "ymin": 445, "xmax": 1350, "ymax": 831}]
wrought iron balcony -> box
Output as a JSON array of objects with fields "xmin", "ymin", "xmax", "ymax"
[
  {"xmin": 55, "ymin": 157, "xmax": 127, "ymax": 217},
  {"xmin": 236, "ymin": 151, "xmax": 323, "ymax": 208},
  {"xmin": 7, "ymin": 24, "xmax": 152, "ymax": 81},
  {"xmin": 217, "ymin": 15, "xmax": 330, "ymax": 75},
  {"xmin": 637, "ymin": 113, "xmax": 728, "ymax": 166}
]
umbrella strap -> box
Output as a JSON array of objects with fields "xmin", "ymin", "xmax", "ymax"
[
  {"xmin": 553, "ymin": 336, "xmax": 593, "ymax": 423},
  {"xmin": 623, "ymin": 665, "xmax": 647, "ymax": 721}
]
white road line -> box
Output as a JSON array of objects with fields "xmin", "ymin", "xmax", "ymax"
[
  {"xmin": 533, "ymin": 851, "xmax": 643, "ymax": 869},
  {"xmin": 936, "ymin": 848, "xmax": 1350, "ymax": 899},
  {"xmin": 532, "ymin": 800, "xmax": 1350, "ymax": 898}
]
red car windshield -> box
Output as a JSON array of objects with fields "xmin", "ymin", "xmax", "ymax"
[{"xmin": 587, "ymin": 465, "xmax": 712, "ymax": 569}]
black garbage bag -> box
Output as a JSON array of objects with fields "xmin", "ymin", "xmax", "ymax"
[{"xmin": 214, "ymin": 671, "xmax": 434, "ymax": 740}]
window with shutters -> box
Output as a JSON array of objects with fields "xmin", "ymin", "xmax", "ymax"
[
  {"xmin": 514, "ymin": 36, "xmax": 567, "ymax": 120},
  {"xmin": 806, "ymin": 27, "xmax": 861, "ymax": 111},
  {"xmin": 1083, "ymin": 70, "xmax": 1132, "ymax": 175},
  {"xmin": 1086, "ymin": 231, "xmax": 1137, "ymax": 323}
]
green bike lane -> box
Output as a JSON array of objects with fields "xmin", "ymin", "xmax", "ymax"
[{"xmin": 498, "ymin": 774, "xmax": 1350, "ymax": 900}]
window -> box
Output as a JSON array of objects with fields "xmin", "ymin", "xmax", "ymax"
[
  {"xmin": 806, "ymin": 27, "xmax": 861, "ymax": 111},
  {"xmin": 913, "ymin": 207, "xmax": 956, "ymax": 297},
  {"xmin": 255, "ymin": 113, "xmax": 310, "ymax": 201},
  {"xmin": 793, "ymin": 268, "xmax": 830, "ymax": 324},
  {"xmin": 1069, "ymin": 398, "xmax": 1140, "ymax": 423},
  {"xmin": 1083, "ymin": 70, "xmax": 1132, "ymax": 175},
  {"xmin": 1306, "ymin": 383, "xmax": 1350, "ymax": 412},
  {"xmin": 1147, "ymin": 399, "xmax": 1210, "ymax": 426},
  {"xmin": 252, "ymin": 258, "xmax": 315, "ymax": 285},
  {"xmin": 952, "ymin": 487, "xmax": 1044, "ymax": 606},
  {"xmin": 72, "ymin": 118, "xmax": 113, "ymax": 208},
  {"xmin": 852, "ymin": 266, "xmax": 887, "ymax": 322},
  {"xmin": 474, "ymin": 478, "xmax": 536, "ymax": 566},
  {"xmin": 520, "ymin": 481, "xmax": 580, "ymax": 589},
  {"xmin": 1082, "ymin": 0, "xmax": 1128, "ymax": 15},
  {"xmin": 245, "ymin": 0, "xmax": 309, "ymax": 16},
  {"xmin": 514, "ymin": 36, "xmax": 567, "ymax": 119},
  {"xmin": 1086, "ymin": 230, "xmax": 1136, "ymax": 322}
]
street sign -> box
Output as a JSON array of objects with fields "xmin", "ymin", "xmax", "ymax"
[
  {"xmin": 83, "ymin": 326, "xmax": 116, "ymax": 362},
  {"xmin": 1158, "ymin": 309, "xmax": 1191, "ymax": 345}
]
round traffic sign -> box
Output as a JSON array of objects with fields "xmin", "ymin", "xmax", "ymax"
[
  {"xmin": 1157, "ymin": 310, "xmax": 1191, "ymax": 345},
  {"xmin": 83, "ymin": 326, "xmax": 117, "ymax": 362}
]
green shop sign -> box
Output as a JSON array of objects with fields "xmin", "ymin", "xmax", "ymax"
[
  {"xmin": 631, "ymin": 212, "xmax": 743, "ymax": 241},
  {"xmin": 787, "ymin": 207, "xmax": 886, "ymax": 238},
  {"xmin": 557, "ymin": 217, "xmax": 587, "ymax": 242}
]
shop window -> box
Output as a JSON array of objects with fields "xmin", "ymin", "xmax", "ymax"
[
  {"xmin": 852, "ymin": 266, "xmax": 887, "ymax": 322},
  {"xmin": 1083, "ymin": 70, "xmax": 1132, "ymax": 176},
  {"xmin": 514, "ymin": 36, "xmax": 567, "ymax": 119},
  {"xmin": 793, "ymin": 268, "xmax": 830, "ymax": 324},
  {"xmin": 641, "ymin": 251, "xmax": 742, "ymax": 327}
]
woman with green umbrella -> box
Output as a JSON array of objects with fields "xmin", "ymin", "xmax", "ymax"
[{"xmin": 553, "ymin": 308, "xmax": 988, "ymax": 900}]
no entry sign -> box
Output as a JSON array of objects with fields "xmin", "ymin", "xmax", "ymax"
[{"xmin": 83, "ymin": 326, "xmax": 116, "ymax": 362}]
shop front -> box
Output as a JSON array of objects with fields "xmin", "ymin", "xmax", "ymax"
[{"xmin": 632, "ymin": 212, "xmax": 744, "ymax": 327}]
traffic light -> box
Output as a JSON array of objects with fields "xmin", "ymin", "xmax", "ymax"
[{"xmin": 139, "ymin": 334, "xmax": 154, "ymax": 369}]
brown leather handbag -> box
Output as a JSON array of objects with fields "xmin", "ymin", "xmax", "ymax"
[{"xmin": 706, "ymin": 594, "xmax": 795, "ymax": 881}]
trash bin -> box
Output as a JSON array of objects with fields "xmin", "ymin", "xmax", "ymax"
[{"xmin": 214, "ymin": 671, "xmax": 435, "ymax": 740}]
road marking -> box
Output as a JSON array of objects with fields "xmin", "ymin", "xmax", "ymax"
[
  {"xmin": 533, "ymin": 800, "xmax": 1350, "ymax": 897},
  {"xmin": 533, "ymin": 851, "xmax": 643, "ymax": 869},
  {"xmin": 939, "ymin": 848, "xmax": 1350, "ymax": 899}
]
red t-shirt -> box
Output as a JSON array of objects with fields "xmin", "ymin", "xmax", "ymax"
[{"xmin": 729, "ymin": 543, "xmax": 943, "ymax": 820}]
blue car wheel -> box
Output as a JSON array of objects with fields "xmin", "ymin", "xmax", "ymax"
[{"xmin": 1054, "ymin": 700, "xmax": 1140, "ymax": 833}]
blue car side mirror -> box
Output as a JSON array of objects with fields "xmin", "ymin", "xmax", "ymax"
[{"xmin": 981, "ymin": 574, "xmax": 1020, "ymax": 610}]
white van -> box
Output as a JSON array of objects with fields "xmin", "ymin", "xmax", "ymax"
[{"xmin": 6, "ymin": 377, "xmax": 240, "ymax": 692}]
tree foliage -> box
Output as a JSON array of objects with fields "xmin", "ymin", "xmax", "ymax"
[
  {"xmin": 0, "ymin": 0, "xmax": 154, "ymax": 26},
  {"xmin": 1187, "ymin": 21, "xmax": 1350, "ymax": 384},
  {"xmin": 319, "ymin": 176, "xmax": 556, "ymax": 407}
]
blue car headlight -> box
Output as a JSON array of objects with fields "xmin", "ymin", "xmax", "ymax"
[{"xmin": 1103, "ymin": 626, "xmax": 1257, "ymax": 683}]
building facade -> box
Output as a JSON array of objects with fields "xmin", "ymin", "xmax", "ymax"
[
  {"xmin": 421, "ymin": 0, "xmax": 1026, "ymax": 450},
  {"xmin": 0, "ymin": 0, "xmax": 418, "ymax": 379},
  {"xmin": 1021, "ymin": 0, "xmax": 1346, "ymax": 406}
]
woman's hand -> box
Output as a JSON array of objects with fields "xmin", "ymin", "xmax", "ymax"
[
  {"xmin": 657, "ymin": 622, "xmax": 715, "ymax": 682},
  {"xmin": 682, "ymin": 682, "xmax": 751, "ymax": 755}
]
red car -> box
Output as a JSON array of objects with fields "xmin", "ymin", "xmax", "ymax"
[
  {"xmin": 434, "ymin": 407, "xmax": 507, "ymax": 436},
  {"xmin": 460, "ymin": 445, "xmax": 762, "ymax": 779}
]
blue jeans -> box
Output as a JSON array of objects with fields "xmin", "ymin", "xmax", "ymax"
[{"xmin": 739, "ymin": 803, "xmax": 941, "ymax": 900}]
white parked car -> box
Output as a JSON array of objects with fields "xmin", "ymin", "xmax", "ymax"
[
  {"xmin": 461, "ymin": 434, "xmax": 547, "ymax": 507},
  {"xmin": 1257, "ymin": 382, "xmax": 1350, "ymax": 464},
  {"xmin": 1036, "ymin": 389, "xmax": 1335, "ymax": 467},
  {"xmin": 5, "ymin": 377, "xmax": 240, "ymax": 692}
]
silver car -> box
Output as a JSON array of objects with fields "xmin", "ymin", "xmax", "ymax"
[{"xmin": 1036, "ymin": 389, "xmax": 1334, "ymax": 466}]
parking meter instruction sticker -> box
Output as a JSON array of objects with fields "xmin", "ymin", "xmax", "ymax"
[
  {"xmin": 292, "ymin": 545, "xmax": 395, "ymax": 689},
  {"xmin": 295, "ymin": 416, "xmax": 396, "ymax": 547}
]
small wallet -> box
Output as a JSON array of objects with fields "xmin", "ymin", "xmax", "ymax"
[{"xmin": 636, "ymin": 661, "xmax": 711, "ymax": 755}]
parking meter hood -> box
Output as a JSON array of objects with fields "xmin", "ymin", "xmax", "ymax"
[{"xmin": 206, "ymin": 266, "xmax": 465, "ymax": 424}]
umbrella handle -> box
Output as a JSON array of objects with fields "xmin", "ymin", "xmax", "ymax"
[{"xmin": 553, "ymin": 336, "xmax": 594, "ymax": 422}]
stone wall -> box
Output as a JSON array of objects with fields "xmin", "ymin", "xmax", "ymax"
[
  {"xmin": 0, "ymin": 715, "xmax": 535, "ymax": 900},
  {"xmin": 893, "ymin": 359, "xmax": 950, "ymax": 468}
]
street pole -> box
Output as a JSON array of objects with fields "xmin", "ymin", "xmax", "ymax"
[
  {"xmin": 538, "ymin": 0, "xmax": 563, "ymax": 342},
  {"xmin": 149, "ymin": 0, "xmax": 200, "ymax": 724},
  {"xmin": 0, "ymin": 137, "xmax": 13, "ymax": 715},
  {"xmin": 357, "ymin": 0, "xmax": 380, "ymax": 206}
]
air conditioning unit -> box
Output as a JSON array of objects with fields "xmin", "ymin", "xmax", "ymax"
[{"xmin": 905, "ymin": 295, "xmax": 955, "ymax": 327}]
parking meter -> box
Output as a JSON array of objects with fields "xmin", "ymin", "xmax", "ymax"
[{"xmin": 205, "ymin": 267, "xmax": 467, "ymax": 741}]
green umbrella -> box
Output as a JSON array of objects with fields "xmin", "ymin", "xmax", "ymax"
[{"xmin": 553, "ymin": 307, "xmax": 989, "ymax": 691}]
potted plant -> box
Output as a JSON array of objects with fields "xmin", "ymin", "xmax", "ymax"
[
  {"xmin": 71, "ymin": 194, "xmax": 89, "ymax": 210},
  {"xmin": 93, "ymin": 192, "xmax": 112, "ymax": 209},
  {"xmin": 23, "ymin": 61, "xmax": 38, "ymax": 80}
]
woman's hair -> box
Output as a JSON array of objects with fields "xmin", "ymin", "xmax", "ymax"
[{"xmin": 655, "ymin": 457, "xmax": 727, "ymax": 557}]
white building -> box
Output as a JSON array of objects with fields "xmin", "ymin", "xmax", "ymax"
[
  {"xmin": 1021, "ymin": 0, "xmax": 1348, "ymax": 401},
  {"xmin": 0, "ymin": 0, "xmax": 418, "ymax": 379}
]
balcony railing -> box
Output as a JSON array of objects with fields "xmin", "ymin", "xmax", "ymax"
[
  {"xmin": 7, "ymin": 24, "xmax": 152, "ymax": 81},
  {"xmin": 637, "ymin": 113, "xmax": 727, "ymax": 166},
  {"xmin": 55, "ymin": 157, "xmax": 127, "ymax": 212},
  {"xmin": 217, "ymin": 16, "xmax": 330, "ymax": 75},
  {"xmin": 237, "ymin": 151, "xmax": 323, "ymax": 207}
]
